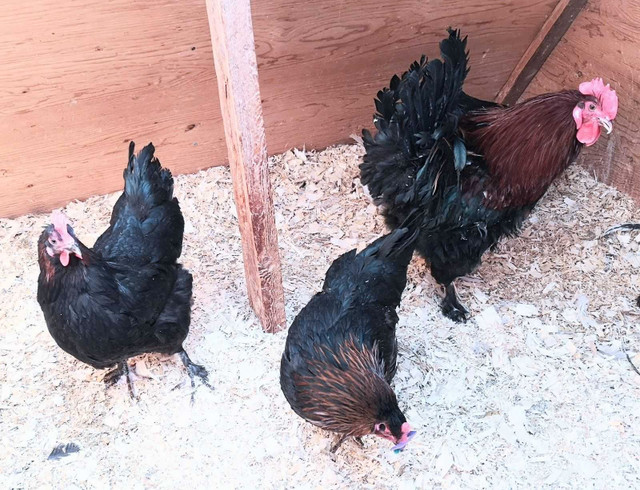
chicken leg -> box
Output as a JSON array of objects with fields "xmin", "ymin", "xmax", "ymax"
[
  {"xmin": 330, "ymin": 434, "xmax": 365, "ymax": 453},
  {"xmin": 178, "ymin": 350, "xmax": 214, "ymax": 404},
  {"xmin": 441, "ymin": 283, "xmax": 468, "ymax": 322},
  {"xmin": 103, "ymin": 360, "xmax": 138, "ymax": 399}
]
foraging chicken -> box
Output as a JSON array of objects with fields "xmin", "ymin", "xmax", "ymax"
[
  {"xmin": 280, "ymin": 215, "xmax": 421, "ymax": 453},
  {"xmin": 37, "ymin": 142, "xmax": 211, "ymax": 398},
  {"xmin": 361, "ymin": 28, "xmax": 618, "ymax": 321}
]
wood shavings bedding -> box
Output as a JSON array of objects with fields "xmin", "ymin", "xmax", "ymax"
[{"xmin": 1, "ymin": 143, "xmax": 639, "ymax": 489}]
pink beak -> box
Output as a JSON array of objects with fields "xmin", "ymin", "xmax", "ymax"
[
  {"xmin": 59, "ymin": 243, "xmax": 83, "ymax": 266},
  {"xmin": 391, "ymin": 422, "xmax": 416, "ymax": 452}
]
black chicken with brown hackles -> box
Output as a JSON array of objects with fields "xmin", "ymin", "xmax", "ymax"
[{"xmin": 281, "ymin": 217, "xmax": 421, "ymax": 452}]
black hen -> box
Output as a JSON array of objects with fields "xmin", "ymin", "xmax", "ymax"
[
  {"xmin": 361, "ymin": 28, "xmax": 617, "ymax": 321},
  {"xmin": 280, "ymin": 214, "xmax": 421, "ymax": 452},
  {"xmin": 37, "ymin": 142, "xmax": 211, "ymax": 399}
]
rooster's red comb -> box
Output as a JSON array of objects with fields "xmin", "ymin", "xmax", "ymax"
[
  {"xmin": 51, "ymin": 211, "xmax": 73, "ymax": 239},
  {"xmin": 579, "ymin": 78, "xmax": 618, "ymax": 120}
]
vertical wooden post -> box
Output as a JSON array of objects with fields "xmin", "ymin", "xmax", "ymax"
[{"xmin": 205, "ymin": 0, "xmax": 286, "ymax": 333}]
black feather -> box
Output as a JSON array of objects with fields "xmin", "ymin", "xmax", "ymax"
[
  {"xmin": 37, "ymin": 142, "xmax": 194, "ymax": 372},
  {"xmin": 280, "ymin": 211, "xmax": 423, "ymax": 439},
  {"xmin": 94, "ymin": 142, "xmax": 184, "ymax": 264},
  {"xmin": 48, "ymin": 443, "xmax": 80, "ymax": 460},
  {"xmin": 359, "ymin": 28, "xmax": 533, "ymax": 322}
]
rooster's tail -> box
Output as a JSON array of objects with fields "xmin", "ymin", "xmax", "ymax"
[{"xmin": 360, "ymin": 28, "xmax": 470, "ymax": 229}]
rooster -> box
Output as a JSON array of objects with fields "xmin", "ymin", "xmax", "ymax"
[
  {"xmin": 37, "ymin": 142, "xmax": 212, "ymax": 399},
  {"xmin": 360, "ymin": 28, "xmax": 618, "ymax": 321},
  {"xmin": 280, "ymin": 213, "xmax": 422, "ymax": 453}
]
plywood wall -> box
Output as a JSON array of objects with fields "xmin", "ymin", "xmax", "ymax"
[
  {"xmin": 523, "ymin": 0, "xmax": 640, "ymax": 202},
  {"xmin": 0, "ymin": 0, "xmax": 222, "ymax": 218},
  {"xmin": 1, "ymin": 0, "xmax": 561, "ymax": 217}
]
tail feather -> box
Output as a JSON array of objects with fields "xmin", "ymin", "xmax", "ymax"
[
  {"xmin": 366, "ymin": 209, "xmax": 424, "ymax": 263},
  {"xmin": 123, "ymin": 142, "xmax": 174, "ymax": 212},
  {"xmin": 360, "ymin": 28, "xmax": 471, "ymax": 229},
  {"xmin": 322, "ymin": 228, "xmax": 419, "ymax": 309},
  {"xmin": 93, "ymin": 141, "xmax": 184, "ymax": 264},
  {"xmin": 323, "ymin": 209, "xmax": 425, "ymax": 308}
]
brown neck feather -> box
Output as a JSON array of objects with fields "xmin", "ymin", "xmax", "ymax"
[
  {"xmin": 37, "ymin": 238, "xmax": 57, "ymax": 283},
  {"xmin": 462, "ymin": 90, "xmax": 586, "ymax": 209},
  {"xmin": 37, "ymin": 232, "xmax": 92, "ymax": 283},
  {"xmin": 295, "ymin": 339, "xmax": 399, "ymax": 437}
]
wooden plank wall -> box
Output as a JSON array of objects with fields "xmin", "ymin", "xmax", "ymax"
[
  {"xmin": 1, "ymin": 0, "xmax": 560, "ymax": 218},
  {"xmin": 522, "ymin": 0, "xmax": 640, "ymax": 202},
  {"xmin": 0, "ymin": 0, "xmax": 222, "ymax": 218}
]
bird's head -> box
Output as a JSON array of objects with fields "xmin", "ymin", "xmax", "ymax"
[
  {"xmin": 573, "ymin": 78, "xmax": 618, "ymax": 146},
  {"xmin": 40, "ymin": 211, "xmax": 83, "ymax": 267},
  {"xmin": 293, "ymin": 338, "xmax": 416, "ymax": 452},
  {"xmin": 373, "ymin": 409, "xmax": 416, "ymax": 452}
]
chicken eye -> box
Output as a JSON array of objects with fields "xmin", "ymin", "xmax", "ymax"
[
  {"xmin": 589, "ymin": 103, "xmax": 596, "ymax": 111},
  {"xmin": 50, "ymin": 238, "xmax": 57, "ymax": 244},
  {"xmin": 378, "ymin": 423, "xmax": 386, "ymax": 432}
]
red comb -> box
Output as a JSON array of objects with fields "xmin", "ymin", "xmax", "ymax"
[
  {"xmin": 51, "ymin": 211, "xmax": 72, "ymax": 239},
  {"xmin": 579, "ymin": 78, "xmax": 618, "ymax": 120}
]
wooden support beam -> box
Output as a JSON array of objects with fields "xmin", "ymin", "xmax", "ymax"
[
  {"xmin": 496, "ymin": 0, "xmax": 588, "ymax": 105},
  {"xmin": 205, "ymin": 0, "xmax": 286, "ymax": 333}
]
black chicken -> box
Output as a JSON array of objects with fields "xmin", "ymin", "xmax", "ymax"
[
  {"xmin": 361, "ymin": 28, "xmax": 618, "ymax": 321},
  {"xmin": 37, "ymin": 142, "xmax": 211, "ymax": 399},
  {"xmin": 280, "ymin": 215, "xmax": 422, "ymax": 453}
]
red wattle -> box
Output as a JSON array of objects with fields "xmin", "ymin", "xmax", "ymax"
[{"xmin": 576, "ymin": 121, "xmax": 601, "ymax": 146}]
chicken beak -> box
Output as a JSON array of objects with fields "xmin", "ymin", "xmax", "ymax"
[
  {"xmin": 68, "ymin": 242, "xmax": 83, "ymax": 259},
  {"xmin": 391, "ymin": 429, "xmax": 417, "ymax": 453},
  {"xmin": 598, "ymin": 117, "xmax": 613, "ymax": 134}
]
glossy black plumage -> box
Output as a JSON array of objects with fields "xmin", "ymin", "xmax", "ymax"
[
  {"xmin": 94, "ymin": 142, "xmax": 184, "ymax": 264},
  {"xmin": 360, "ymin": 28, "xmax": 588, "ymax": 321},
  {"xmin": 37, "ymin": 142, "xmax": 210, "ymax": 394},
  {"xmin": 281, "ymin": 220, "xmax": 419, "ymax": 450}
]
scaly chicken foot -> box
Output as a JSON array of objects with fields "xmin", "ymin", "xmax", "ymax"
[
  {"xmin": 330, "ymin": 434, "xmax": 349, "ymax": 453},
  {"xmin": 330, "ymin": 435, "xmax": 364, "ymax": 453},
  {"xmin": 441, "ymin": 283, "xmax": 469, "ymax": 322},
  {"xmin": 103, "ymin": 360, "xmax": 138, "ymax": 399},
  {"xmin": 178, "ymin": 350, "xmax": 214, "ymax": 404}
]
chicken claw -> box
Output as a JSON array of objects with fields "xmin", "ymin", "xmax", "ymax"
[
  {"xmin": 329, "ymin": 435, "xmax": 365, "ymax": 453},
  {"xmin": 441, "ymin": 283, "xmax": 469, "ymax": 323},
  {"xmin": 103, "ymin": 361, "xmax": 139, "ymax": 399},
  {"xmin": 178, "ymin": 350, "xmax": 214, "ymax": 404}
]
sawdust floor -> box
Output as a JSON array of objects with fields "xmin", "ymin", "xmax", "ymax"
[{"xmin": 2, "ymin": 144, "xmax": 640, "ymax": 489}]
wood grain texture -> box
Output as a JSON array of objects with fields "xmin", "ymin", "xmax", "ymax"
[
  {"xmin": 522, "ymin": 0, "xmax": 640, "ymax": 203},
  {"xmin": 1, "ymin": 0, "xmax": 559, "ymax": 217},
  {"xmin": 206, "ymin": 0, "xmax": 286, "ymax": 333},
  {"xmin": 252, "ymin": 0, "xmax": 560, "ymax": 155},
  {"xmin": 497, "ymin": 0, "xmax": 588, "ymax": 104},
  {"xmin": 0, "ymin": 0, "xmax": 223, "ymax": 218}
]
